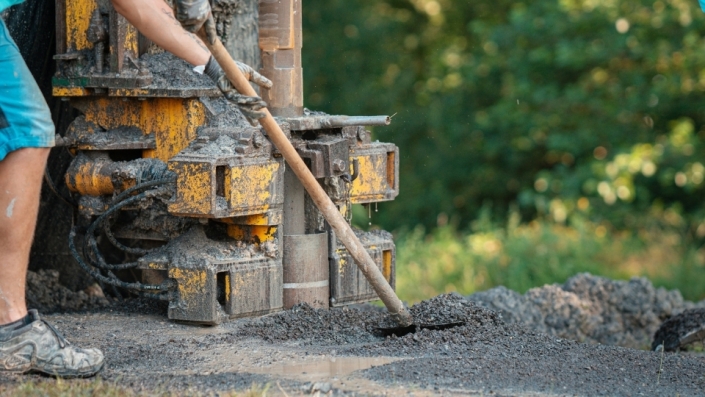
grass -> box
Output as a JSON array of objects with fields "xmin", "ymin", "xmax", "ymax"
[
  {"xmin": 394, "ymin": 214, "xmax": 705, "ymax": 303},
  {"xmin": 0, "ymin": 378, "xmax": 269, "ymax": 397}
]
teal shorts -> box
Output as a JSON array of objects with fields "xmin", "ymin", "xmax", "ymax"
[{"xmin": 0, "ymin": 18, "xmax": 54, "ymax": 161}]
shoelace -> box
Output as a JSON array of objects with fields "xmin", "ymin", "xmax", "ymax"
[{"xmin": 42, "ymin": 320, "xmax": 70, "ymax": 349}]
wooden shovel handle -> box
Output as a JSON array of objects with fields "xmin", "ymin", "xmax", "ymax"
[{"xmin": 198, "ymin": 30, "xmax": 413, "ymax": 327}]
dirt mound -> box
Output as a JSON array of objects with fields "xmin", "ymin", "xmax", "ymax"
[
  {"xmin": 240, "ymin": 294, "xmax": 502, "ymax": 346},
  {"xmin": 25, "ymin": 269, "xmax": 110, "ymax": 313},
  {"xmin": 467, "ymin": 273, "xmax": 705, "ymax": 349}
]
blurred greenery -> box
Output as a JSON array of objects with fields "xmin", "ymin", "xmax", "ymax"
[
  {"xmin": 304, "ymin": 0, "xmax": 705, "ymax": 299},
  {"xmin": 394, "ymin": 214, "xmax": 705, "ymax": 302},
  {"xmin": 304, "ymin": 0, "xmax": 705, "ymax": 230}
]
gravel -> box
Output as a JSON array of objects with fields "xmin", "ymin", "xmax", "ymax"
[
  {"xmin": 238, "ymin": 303, "xmax": 386, "ymax": 345},
  {"xmin": 9, "ymin": 277, "xmax": 705, "ymax": 396}
]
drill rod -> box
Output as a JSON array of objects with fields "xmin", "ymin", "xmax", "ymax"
[{"xmin": 198, "ymin": 30, "xmax": 413, "ymax": 327}]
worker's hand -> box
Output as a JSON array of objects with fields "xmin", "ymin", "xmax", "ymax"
[
  {"xmin": 204, "ymin": 56, "xmax": 272, "ymax": 119},
  {"xmin": 174, "ymin": 0, "xmax": 215, "ymax": 41},
  {"xmin": 234, "ymin": 61, "xmax": 273, "ymax": 90},
  {"xmin": 217, "ymin": 83, "xmax": 268, "ymax": 120}
]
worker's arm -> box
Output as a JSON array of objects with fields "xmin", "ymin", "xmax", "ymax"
[
  {"xmin": 111, "ymin": 0, "xmax": 272, "ymax": 119},
  {"xmin": 111, "ymin": 0, "xmax": 210, "ymax": 66}
]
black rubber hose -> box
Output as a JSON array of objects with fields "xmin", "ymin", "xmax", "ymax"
[
  {"xmin": 111, "ymin": 177, "xmax": 175, "ymax": 205},
  {"xmin": 102, "ymin": 178, "xmax": 175, "ymax": 255},
  {"xmin": 102, "ymin": 218, "xmax": 151, "ymax": 256},
  {"xmin": 71, "ymin": 187, "xmax": 173, "ymax": 291},
  {"xmin": 83, "ymin": 190, "xmax": 163, "ymax": 271},
  {"xmin": 69, "ymin": 227, "xmax": 166, "ymax": 292}
]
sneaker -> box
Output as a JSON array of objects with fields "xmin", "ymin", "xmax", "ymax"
[{"xmin": 0, "ymin": 309, "xmax": 104, "ymax": 377}]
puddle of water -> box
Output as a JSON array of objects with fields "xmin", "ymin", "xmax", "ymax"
[{"xmin": 251, "ymin": 356, "xmax": 400, "ymax": 380}]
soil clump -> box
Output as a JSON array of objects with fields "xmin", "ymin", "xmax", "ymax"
[
  {"xmin": 467, "ymin": 272, "xmax": 705, "ymax": 349},
  {"xmin": 25, "ymin": 269, "xmax": 110, "ymax": 313},
  {"xmin": 141, "ymin": 52, "xmax": 213, "ymax": 89},
  {"xmin": 652, "ymin": 308, "xmax": 705, "ymax": 351}
]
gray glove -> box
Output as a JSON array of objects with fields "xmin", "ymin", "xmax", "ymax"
[
  {"xmin": 174, "ymin": 0, "xmax": 217, "ymax": 43},
  {"xmin": 204, "ymin": 56, "xmax": 273, "ymax": 119}
]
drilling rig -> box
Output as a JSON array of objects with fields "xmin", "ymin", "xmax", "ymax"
[{"xmin": 49, "ymin": 0, "xmax": 400, "ymax": 324}]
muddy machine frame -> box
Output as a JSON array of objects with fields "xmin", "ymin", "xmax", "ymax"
[{"xmin": 54, "ymin": 0, "xmax": 400, "ymax": 324}]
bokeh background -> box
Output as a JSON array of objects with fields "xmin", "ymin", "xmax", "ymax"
[{"xmin": 302, "ymin": 0, "xmax": 705, "ymax": 302}]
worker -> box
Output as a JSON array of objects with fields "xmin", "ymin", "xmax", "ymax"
[{"xmin": 0, "ymin": 0, "xmax": 270, "ymax": 377}]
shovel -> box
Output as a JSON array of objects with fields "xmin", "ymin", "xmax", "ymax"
[{"xmin": 196, "ymin": 27, "xmax": 415, "ymax": 327}]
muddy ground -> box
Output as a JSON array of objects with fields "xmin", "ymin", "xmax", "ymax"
[{"xmin": 3, "ymin": 277, "xmax": 705, "ymax": 396}]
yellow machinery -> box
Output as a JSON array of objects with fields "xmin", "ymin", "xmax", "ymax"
[{"xmin": 53, "ymin": 0, "xmax": 400, "ymax": 324}]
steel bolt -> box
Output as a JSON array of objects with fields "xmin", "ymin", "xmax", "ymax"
[{"xmin": 332, "ymin": 159, "xmax": 346, "ymax": 172}]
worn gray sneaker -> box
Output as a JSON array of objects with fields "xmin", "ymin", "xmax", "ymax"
[{"xmin": 0, "ymin": 309, "xmax": 104, "ymax": 377}]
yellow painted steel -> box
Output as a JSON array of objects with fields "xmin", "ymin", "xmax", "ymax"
[
  {"xmin": 231, "ymin": 213, "xmax": 283, "ymax": 226},
  {"xmin": 77, "ymin": 97, "xmax": 206, "ymax": 161},
  {"xmin": 65, "ymin": 0, "xmax": 96, "ymax": 52},
  {"xmin": 124, "ymin": 22, "xmax": 139, "ymax": 56},
  {"xmin": 223, "ymin": 273, "xmax": 231, "ymax": 305},
  {"xmin": 228, "ymin": 162, "xmax": 279, "ymax": 213},
  {"xmin": 169, "ymin": 268, "xmax": 208, "ymax": 306},
  {"xmin": 109, "ymin": 89, "xmax": 150, "ymax": 97},
  {"xmin": 53, "ymin": 87, "xmax": 90, "ymax": 97},
  {"xmin": 227, "ymin": 225, "xmax": 278, "ymax": 243},
  {"xmin": 168, "ymin": 162, "xmax": 214, "ymax": 215},
  {"xmin": 382, "ymin": 250, "xmax": 392, "ymax": 282},
  {"xmin": 349, "ymin": 155, "xmax": 388, "ymax": 203},
  {"xmin": 66, "ymin": 163, "xmax": 114, "ymax": 196},
  {"xmin": 168, "ymin": 156, "xmax": 282, "ymax": 218}
]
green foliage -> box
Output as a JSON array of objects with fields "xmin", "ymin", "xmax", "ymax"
[
  {"xmin": 303, "ymin": 0, "xmax": 705, "ymax": 235},
  {"xmin": 394, "ymin": 214, "xmax": 705, "ymax": 303}
]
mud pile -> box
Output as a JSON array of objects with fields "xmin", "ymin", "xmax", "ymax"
[
  {"xmin": 25, "ymin": 269, "xmax": 110, "ymax": 313},
  {"xmin": 240, "ymin": 293, "xmax": 505, "ymax": 348},
  {"xmin": 467, "ymin": 273, "xmax": 705, "ymax": 349},
  {"xmin": 142, "ymin": 52, "xmax": 213, "ymax": 89}
]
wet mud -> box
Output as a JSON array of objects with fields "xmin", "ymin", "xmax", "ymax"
[{"xmin": 141, "ymin": 52, "xmax": 213, "ymax": 89}]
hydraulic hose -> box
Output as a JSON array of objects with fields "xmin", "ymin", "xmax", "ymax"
[
  {"xmin": 83, "ymin": 189, "xmax": 165, "ymax": 271},
  {"xmin": 69, "ymin": 186, "xmax": 174, "ymax": 293},
  {"xmin": 102, "ymin": 178, "xmax": 176, "ymax": 255}
]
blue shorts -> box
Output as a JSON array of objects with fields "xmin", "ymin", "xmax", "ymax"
[{"xmin": 0, "ymin": 19, "xmax": 54, "ymax": 161}]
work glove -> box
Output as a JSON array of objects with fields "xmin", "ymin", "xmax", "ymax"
[
  {"xmin": 174, "ymin": 0, "xmax": 217, "ymax": 44},
  {"xmin": 204, "ymin": 56, "xmax": 273, "ymax": 120}
]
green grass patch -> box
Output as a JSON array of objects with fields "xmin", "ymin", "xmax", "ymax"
[
  {"xmin": 0, "ymin": 378, "xmax": 269, "ymax": 397},
  {"xmin": 395, "ymin": 215, "xmax": 705, "ymax": 303}
]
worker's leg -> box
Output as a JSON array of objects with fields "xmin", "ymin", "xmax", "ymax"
[
  {"xmin": 0, "ymin": 148, "xmax": 48, "ymax": 324},
  {"xmin": 112, "ymin": 0, "xmax": 210, "ymax": 66},
  {"xmin": 0, "ymin": 18, "xmax": 103, "ymax": 377}
]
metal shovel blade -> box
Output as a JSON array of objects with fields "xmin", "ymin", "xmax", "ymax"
[{"xmin": 375, "ymin": 321, "xmax": 465, "ymax": 337}]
